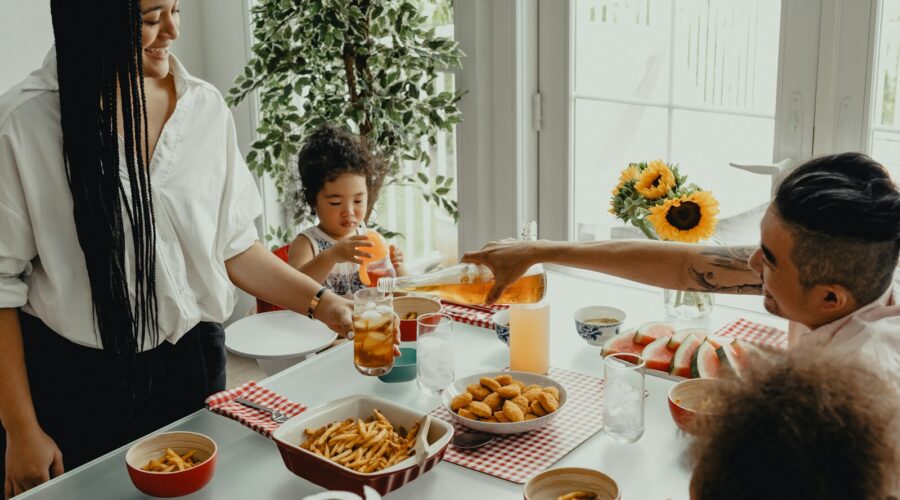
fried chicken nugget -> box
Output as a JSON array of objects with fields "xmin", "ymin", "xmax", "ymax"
[
  {"xmin": 479, "ymin": 377, "xmax": 502, "ymax": 392},
  {"xmin": 513, "ymin": 380, "xmax": 527, "ymax": 391},
  {"xmin": 524, "ymin": 414, "xmax": 537, "ymax": 421},
  {"xmin": 538, "ymin": 392, "xmax": 560, "ymax": 413},
  {"xmin": 494, "ymin": 374, "xmax": 513, "ymax": 386},
  {"xmin": 523, "ymin": 388, "xmax": 543, "ymax": 403},
  {"xmin": 482, "ymin": 392, "xmax": 503, "ymax": 412},
  {"xmin": 458, "ymin": 408, "xmax": 477, "ymax": 420},
  {"xmin": 530, "ymin": 399, "xmax": 548, "ymax": 417},
  {"xmin": 468, "ymin": 401, "xmax": 493, "ymax": 418},
  {"xmin": 466, "ymin": 384, "xmax": 491, "ymax": 401},
  {"xmin": 511, "ymin": 395, "xmax": 530, "ymax": 413},
  {"xmin": 497, "ymin": 384, "xmax": 521, "ymax": 399},
  {"xmin": 502, "ymin": 399, "xmax": 525, "ymax": 422},
  {"xmin": 523, "ymin": 384, "xmax": 542, "ymax": 393},
  {"xmin": 451, "ymin": 392, "xmax": 474, "ymax": 410},
  {"xmin": 494, "ymin": 411, "xmax": 509, "ymax": 423},
  {"xmin": 543, "ymin": 386, "xmax": 560, "ymax": 399}
]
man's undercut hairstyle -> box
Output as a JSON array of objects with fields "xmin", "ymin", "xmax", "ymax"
[
  {"xmin": 775, "ymin": 152, "xmax": 900, "ymax": 306},
  {"xmin": 690, "ymin": 347, "xmax": 900, "ymax": 500},
  {"xmin": 51, "ymin": 0, "xmax": 158, "ymax": 354}
]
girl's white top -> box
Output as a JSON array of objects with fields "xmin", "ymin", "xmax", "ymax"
[
  {"xmin": 0, "ymin": 48, "xmax": 263, "ymax": 350},
  {"xmin": 298, "ymin": 224, "xmax": 366, "ymax": 299}
]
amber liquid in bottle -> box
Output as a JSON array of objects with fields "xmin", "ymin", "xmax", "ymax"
[{"xmin": 388, "ymin": 271, "xmax": 546, "ymax": 305}]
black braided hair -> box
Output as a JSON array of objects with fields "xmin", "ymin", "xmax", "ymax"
[{"xmin": 50, "ymin": 0, "xmax": 158, "ymax": 354}]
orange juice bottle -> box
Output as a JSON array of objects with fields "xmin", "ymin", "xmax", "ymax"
[{"xmin": 356, "ymin": 230, "xmax": 393, "ymax": 286}]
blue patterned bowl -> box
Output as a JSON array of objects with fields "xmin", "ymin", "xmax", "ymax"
[
  {"xmin": 573, "ymin": 306, "xmax": 626, "ymax": 346},
  {"xmin": 492, "ymin": 309, "xmax": 510, "ymax": 346}
]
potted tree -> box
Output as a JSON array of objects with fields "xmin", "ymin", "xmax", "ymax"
[{"xmin": 228, "ymin": 0, "xmax": 464, "ymax": 240}]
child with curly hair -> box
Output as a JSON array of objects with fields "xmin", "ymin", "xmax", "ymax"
[
  {"xmin": 688, "ymin": 346, "xmax": 899, "ymax": 500},
  {"xmin": 287, "ymin": 124, "xmax": 407, "ymax": 299}
]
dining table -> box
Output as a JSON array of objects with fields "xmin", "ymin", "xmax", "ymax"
[{"xmin": 16, "ymin": 269, "xmax": 786, "ymax": 500}]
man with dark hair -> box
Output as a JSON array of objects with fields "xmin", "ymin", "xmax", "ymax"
[
  {"xmin": 463, "ymin": 153, "xmax": 900, "ymax": 390},
  {"xmin": 689, "ymin": 346, "xmax": 900, "ymax": 500}
]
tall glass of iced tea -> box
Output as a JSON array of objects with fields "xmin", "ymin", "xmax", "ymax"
[{"xmin": 352, "ymin": 288, "xmax": 395, "ymax": 376}]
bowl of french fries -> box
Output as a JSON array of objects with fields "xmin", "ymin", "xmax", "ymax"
[
  {"xmin": 124, "ymin": 431, "xmax": 217, "ymax": 497},
  {"xmin": 392, "ymin": 295, "xmax": 442, "ymax": 342},
  {"xmin": 442, "ymin": 371, "xmax": 567, "ymax": 435},
  {"xmin": 271, "ymin": 394, "xmax": 453, "ymax": 496}
]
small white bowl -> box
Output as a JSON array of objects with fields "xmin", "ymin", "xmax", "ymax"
[
  {"xmin": 491, "ymin": 310, "xmax": 510, "ymax": 346},
  {"xmin": 573, "ymin": 306, "xmax": 626, "ymax": 346},
  {"xmin": 441, "ymin": 371, "xmax": 567, "ymax": 435}
]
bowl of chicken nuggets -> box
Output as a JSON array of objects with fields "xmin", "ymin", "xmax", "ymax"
[
  {"xmin": 442, "ymin": 371, "xmax": 567, "ymax": 435},
  {"xmin": 125, "ymin": 431, "xmax": 217, "ymax": 497},
  {"xmin": 272, "ymin": 394, "xmax": 454, "ymax": 496}
]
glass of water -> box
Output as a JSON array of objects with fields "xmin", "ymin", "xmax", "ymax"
[
  {"xmin": 416, "ymin": 313, "xmax": 455, "ymax": 396},
  {"xmin": 602, "ymin": 353, "xmax": 645, "ymax": 443}
]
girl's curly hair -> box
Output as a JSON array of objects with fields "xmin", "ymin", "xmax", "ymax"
[
  {"xmin": 289, "ymin": 123, "xmax": 387, "ymax": 220},
  {"xmin": 689, "ymin": 345, "xmax": 899, "ymax": 500}
]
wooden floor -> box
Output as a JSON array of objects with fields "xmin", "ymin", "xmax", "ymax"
[{"xmin": 225, "ymin": 351, "xmax": 267, "ymax": 389}]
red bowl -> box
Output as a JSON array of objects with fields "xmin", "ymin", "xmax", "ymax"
[
  {"xmin": 392, "ymin": 296, "xmax": 442, "ymax": 342},
  {"xmin": 667, "ymin": 378, "xmax": 721, "ymax": 434},
  {"xmin": 272, "ymin": 395, "xmax": 454, "ymax": 496},
  {"xmin": 125, "ymin": 432, "xmax": 217, "ymax": 497}
]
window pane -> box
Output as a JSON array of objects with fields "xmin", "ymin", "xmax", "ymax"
[
  {"xmin": 572, "ymin": 0, "xmax": 781, "ymax": 243},
  {"xmin": 868, "ymin": 0, "xmax": 900, "ymax": 182}
]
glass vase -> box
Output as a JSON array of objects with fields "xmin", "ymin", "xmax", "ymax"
[{"xmin": 663, "ymin": 289, "xmax": 714, "ymax": 320}]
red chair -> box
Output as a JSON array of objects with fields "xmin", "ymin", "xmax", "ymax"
[{"xmin": 256, "ymin": 244, "xmax": 291, "ymax": 313}]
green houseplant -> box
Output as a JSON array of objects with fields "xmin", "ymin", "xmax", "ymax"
[{"xmin": 227, "ymin": 0, "xmax": 464, "ymax": 239}]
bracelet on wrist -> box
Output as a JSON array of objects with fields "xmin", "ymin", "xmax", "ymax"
[{"xmin": 307, "ymin": 286, "xmax": 329, "ymax": 319}]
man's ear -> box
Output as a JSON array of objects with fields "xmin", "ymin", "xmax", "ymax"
[{"xmin": 812, "ymin": 283, "xmax": 854, "ymax": 313}]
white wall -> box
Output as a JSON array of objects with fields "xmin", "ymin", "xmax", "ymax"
[{"xmin": 0, "ymin": 1, "xmax": 53, "ymax": 93}]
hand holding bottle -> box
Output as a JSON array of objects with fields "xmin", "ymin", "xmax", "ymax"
[{"xmin": 461, "ymin": 239, "xmax": 542, "ymax": 305}]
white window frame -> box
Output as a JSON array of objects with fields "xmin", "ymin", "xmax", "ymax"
[{"xmin": 535, "ymin": 0, "xmax": 823, "ymax": 242}]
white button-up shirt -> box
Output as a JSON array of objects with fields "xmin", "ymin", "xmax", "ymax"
[{"xmin": 0, "ymin": 49, "xmax": 263, "ymax": 350}]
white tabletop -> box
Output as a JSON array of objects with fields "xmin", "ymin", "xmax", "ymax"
[{"xmin": 18, "ymin": 270, "xmax": 785, "ymax": 500}]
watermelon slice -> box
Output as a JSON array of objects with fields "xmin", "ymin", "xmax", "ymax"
[
  {"xmin": 642, "ymin": 335, "xmax": 674, "ymax": 372},
  {"xmin": 633, "ymin": 322, "xmax": 675, "ymax": 346},
  {"xmin": 601, "ymin": 331, "xmax": 644, "ymax": 358},
  {"xmin": 717, "ymin": 339, "xmax": 765, "ymax": 378},
  {"xmin": 670, "ymin": 334, "xmax": 703, "ymax": 378},
  {"xmin": 667, "ymin": 328, "xmax": 709, "ymax": 350},
  {"xmin": 691, "ymin": 339, "xmax": 722, "ymax": 378}
]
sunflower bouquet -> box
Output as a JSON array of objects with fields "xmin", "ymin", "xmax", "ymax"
[{"xmin": 609, "ymin": 159, "xmax": 719, "ymax": 244}]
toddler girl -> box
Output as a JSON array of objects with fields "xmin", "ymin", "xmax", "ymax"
[{"xmin": 287, "ymin": 124, "xmax": 407, "ymax": 298}]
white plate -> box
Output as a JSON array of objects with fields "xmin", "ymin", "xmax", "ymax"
[
  {"xmin": 441, "ymin": 371, "xmax": 567, "ymax": 435},
  {"xmin": 225, "ymin": 310, "xmax": 337, "ymax": 359}
]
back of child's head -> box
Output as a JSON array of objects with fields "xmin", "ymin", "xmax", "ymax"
[
  {"xmin": 295, "ymin": 123, "xmax": 379, "ymax": 218},
  {"xmin": 689, "ymin": 346, "xmax": 899, "ymax": 500}
]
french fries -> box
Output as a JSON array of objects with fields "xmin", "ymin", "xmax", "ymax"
[
  {"xmin": 557, "ymin": 491, "xmax": 597, "ymax": 500},
  {"xmin": 403, "ymin": 312, "xmax": 418, "ymax": 320},
  {"xmin": 300, "ymin": 410, "xmax": 419, "ymax": 474},
  {"xmin": 140, "ymin": 448, "xmax": 204, "ymax": 473}
]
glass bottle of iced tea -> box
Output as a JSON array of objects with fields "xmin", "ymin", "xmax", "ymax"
[{"xmin": 376, "ymin": 263, "xmax": 546, "ymax": 305}]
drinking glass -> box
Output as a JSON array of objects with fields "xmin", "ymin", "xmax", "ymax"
[
  {"xmin": 602, "ymin": 353, "xmax": 645, "ymax": 443},
  {"xmin": 416, "ymin": 313, "xmax": 455, "ymax": 395},
  {"xmin": 509, "ymin": 301, "xmax": 550, "ymax": 374},
  {"xmin": 352, "ymin": 288, "xmax": 395, "ymax": 376}
]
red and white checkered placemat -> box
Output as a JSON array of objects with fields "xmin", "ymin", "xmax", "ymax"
[
  {"xmin": 205, "ymin": 381, "xmax": 307, "ymax": 438},
  {"xmin": 715, "ymin": 317, "xmax": 788, "ymax": 352},
  {"xmin": 430, "ymin": 367, "xmax": 604, "ymax": 484},
  {"xmin": 440, "ymin": 300, "xmax": 508, "ymax": 329}
]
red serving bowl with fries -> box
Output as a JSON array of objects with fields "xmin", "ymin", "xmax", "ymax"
[
  {"xmin": 272, "ymin": 394, "xmax": 453, "ymax": 496},
  {"xmin": 125, "ymin": 431, "xmax": 217, "ymax": 497},
  {"xmin": 392, "ymin": 296, "xmax": 442, "ymax": 342}
]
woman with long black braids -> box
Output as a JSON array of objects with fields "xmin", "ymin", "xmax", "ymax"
[{"xmin": 0, "ymin": 1, "xmax": 367, "ymax": 496}]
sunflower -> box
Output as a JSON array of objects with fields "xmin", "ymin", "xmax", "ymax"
[
  {"xmin": 647, "ymin": 191, "xmax": 719, "ymax": 243},
  {"xmin": 612, "ymin": 164, "xmax": 641, "ymax": 197},
  {"xmin": 635, "ymin": 159, "xmax": 676, "ymax": 200}
]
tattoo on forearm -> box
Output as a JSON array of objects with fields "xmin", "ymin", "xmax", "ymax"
[{"xmin": 687, "ymin": 246, "xmax": 763, "ymax": 295}]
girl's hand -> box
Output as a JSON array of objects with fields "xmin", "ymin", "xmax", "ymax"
[
  {"xmin": 328, "ymin": 235, "xmax": 374, "ymax": 264},
  {"xmin": 5, "ymin": 426, "xmax": 65, "ymax": 498},
  {"xmin": 388, "ymin": 245, "xmax": 406, "ymax": 274}
]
